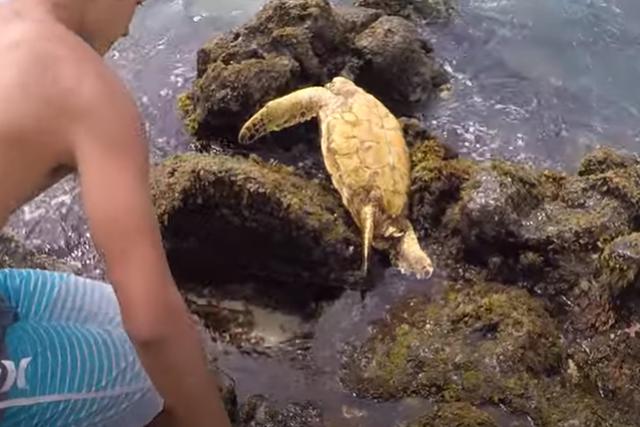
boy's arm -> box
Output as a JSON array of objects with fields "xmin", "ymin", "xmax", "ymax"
[{"xmin": 64, "ymin": 55, "xmax": 231, "ymax": 426}]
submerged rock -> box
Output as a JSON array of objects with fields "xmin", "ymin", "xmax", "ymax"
[
  {"xmin": 341, "ymin": 280, "xmax": 637, "ymax": 426},
  {"xmin": 178, "ymin": 0, "xmax": 448, "ymax": 149},
  {"xmin": 0, "ymin": 231, "xmax": 72, "ymax": 272},
  {"xmin": 150, "ymin": 152, "xmax": 361, "ymax": 310},
  {"xmin": 236, "ymin": 395, "xmax": 323, "ymax": 427}
]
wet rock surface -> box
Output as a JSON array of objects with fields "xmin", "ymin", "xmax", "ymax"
[
  {"xmin": 353, "ymin": 0, "xmax": 456, "ymax": 24},
  {"xmin": 403, "ymin": 402, "xmax": 497, "ymax": 427},
  {"xmin": 341, "ymin": 280, "xmax": 637, "ymax": 426},
  {"xmin": 178, "ymin": 0, "xmax": 448, "ymax": 153},
  {"xmin": 407, "ymin": 136, "xmax": 640, "ymax": 334},
  {"xmin": 0, "ymin": 231, "xmax": 73, "ymax": 272},
  {"xmin": 235, "ymin": 395, "xmax": 323, "ymax": 427},
  {"xmin": 342, "ymin": 280, "xmax": 561, "ymax": 402},
  {"xmin": 157, "ymin": 106, "xmax": 640, "ymax": 426},
  {"xmin": 150, "ymin": 151, "xmax": 361, "ymax": 312}
]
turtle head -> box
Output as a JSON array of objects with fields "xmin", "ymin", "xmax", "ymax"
[{"xmin": 392, "ymin": 227, "xmax": 434, "ymax": 279}]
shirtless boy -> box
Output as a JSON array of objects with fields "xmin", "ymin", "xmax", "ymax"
[{"xmin": 0, "ymin": 0, "xmax": 232, "ymax": 425}]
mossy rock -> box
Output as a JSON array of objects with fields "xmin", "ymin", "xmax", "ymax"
[
  {"xmin": 409, "ymin": 137, "xmax": 476, "ymax": 236},
  {"xmin": 341, "ymin": 280, "xmax": 637, "ymax": 425},
  {"xmin": 406, "ymin": 133, "xmax": 640, "ymax": 332},
  {"xmin": 567, "ymin": 329, "xmax": 640, "ymax": 422},
  {"xmin": 341, "ymin": 280, "xmax": 562, "ymax": 402},
  {"xmin": 450, "ymin": 160, "xmax": 547, "ymax": 262},
  {"xmin": 354, "ymin": 0, "xmax": 457, "ymax": 23},
  {"xmin": 577, "ymin": 146, "xmax": 639, "ymax": 177},
  {"xmin": 150, "ymin": 152, "xmax": 361, "ymax": 309},
  {"xmin": 179, "ymin": 0, "xmax": 448, "ymax": 150},
  {"xmin": 403, "ymin": 402, "xmax": 497, "ymax": 427},
  {"xmin": 597, "ymin": 233, "xmax": 640, "ymax": 298}
]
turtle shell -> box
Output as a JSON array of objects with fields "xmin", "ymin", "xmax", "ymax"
[{"xmin": 319, "ymin": 86, "xmax": 411, "ymax": 229}]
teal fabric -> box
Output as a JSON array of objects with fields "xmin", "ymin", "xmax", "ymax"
[{"xmin": 0, "ymin": 269, "xmax": 163, "ymax": 427}]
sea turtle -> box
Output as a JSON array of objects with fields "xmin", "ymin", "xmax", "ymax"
[{"xmin": 238, "ymin": 76, "xmax": 434, "ymax": 279}]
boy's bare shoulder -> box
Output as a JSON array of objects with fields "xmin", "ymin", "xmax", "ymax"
[{"xmin": 0, "ymin": 21, "xmax": 135, "ymax": 129}]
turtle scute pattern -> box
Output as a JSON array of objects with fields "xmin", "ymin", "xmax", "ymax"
[{"xmin": 322, "ymin": 91, "xmax": 411, "ymax": 223}]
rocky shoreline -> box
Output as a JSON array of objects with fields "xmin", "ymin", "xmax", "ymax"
[
  {"xmin": 158, "ymin": 0, "xmax": 640, "ymax": 424},
  {"xmin": 4, "ymin": 0, "xmax": 640, "ymax": 425}
]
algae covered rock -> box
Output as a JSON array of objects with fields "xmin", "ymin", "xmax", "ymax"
[
  {"xmin": 403, "ymin": 402, "xmax": 497, "ymax": 427},
  {"xmin": 577, "ymin": 146, "xmax": 639, "ymax": 177},
  {"xmin": 567, "ymin": 328, "xmax": 640, "ymax": 422},
  {"xmin": 341, "ymin": 280, "xmax": 562, "ymax": 402},
  {"xmin": 597, "ymin": 233, "xmax": 640, "ymax": 298},
  {"xmin": 236, "ymin": 395, "xmax": 323, "ymax": 427},
  {"xmin": 405, "ymin": 132, "xmax": 640, "ymax": 332},
  {"xmin": 341, "ymin": 280, "xmax": 637, "ymax": 426},
  {"xmin": 409, "ymin": 137, "xmax": 475, "ymax": 238},
  {"xmin": 150, "ymin": 152, "xmax": 361, "ymax": 307},
  {"xmin": 179, "ymin": 0, "xmax": 448, "ymax": 148},
  {"xmin": 354, "ymin": 0, "xmax": 456, "ymax": 23},
  {"xmin": 453, "ymin": 161, "xmax": 545, "ymax": 261}
]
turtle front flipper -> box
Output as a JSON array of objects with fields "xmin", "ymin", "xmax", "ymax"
[
  {"xmin": 392, "ymin": 226, "xmax": 434, "ymax": 279},
  {"xmin": 238, "ymin": 86, "xmax": 334, "ymax": 144}
]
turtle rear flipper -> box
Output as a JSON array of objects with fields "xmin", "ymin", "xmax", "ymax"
[
  {"xmin": 360, "ymin": 204, "xmax": 375, "ymax": 276},
  {"xmin": 238, "ymin": 86, "xmax": 334, "ymax": 144},
  {"xmin": 393, "ymin": 226, "xmax": 434, "ymax": 279}
]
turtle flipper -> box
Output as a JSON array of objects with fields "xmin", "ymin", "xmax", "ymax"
[
  {"xmin": 360, "ymin": 204, "xmax": 375, "ymax": 276},
  {"xmin": 394, "ymin": 226, "xmax": 434, "ymax": 279},
  {"xmin": 238, "ymin": 86, "xmax": 333, "ymax": 145}
]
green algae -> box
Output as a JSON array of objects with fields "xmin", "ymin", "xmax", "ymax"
[
  {"xmin": 404, "ymin": 402, "xmax": 497, "ymax": 427},
  {"xmin": 409, "ymin": 137, "xmax": 476, "ymax": 236},
  {"xmin": 176, "ymin": 91, "xmax": 199, "ymax": 137},
  {"xmin": 342, "ymin": 280, "xmax": 562, "ymax": 402}
]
